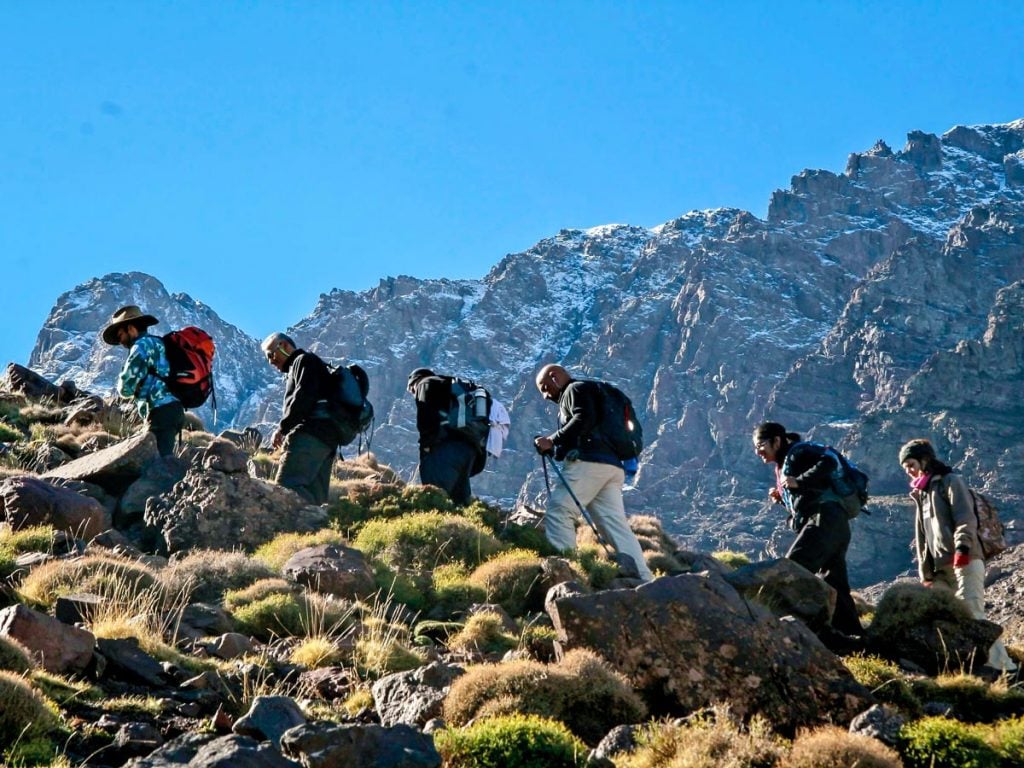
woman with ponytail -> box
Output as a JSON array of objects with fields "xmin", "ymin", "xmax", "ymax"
[
  {"xmin": 753, "ymin": 421, "xmax": 863, "ymax": 641},
  {"xmin": 899, "ymin": 438, "xmax": 1017, "ymax": 674}
]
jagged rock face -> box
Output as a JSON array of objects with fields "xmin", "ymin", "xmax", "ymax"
[
  {"xmin": 28, "ymin": 120, "xmax": 1024, "ymax": 586},
  {"xmin": 28, "ymin": 272, "xmax": 276, "ymax": 431}
]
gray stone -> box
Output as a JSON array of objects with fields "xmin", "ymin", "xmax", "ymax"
[
  {"xmin": 234, "ymin": 695, "xmax": 307, "ymax": 749},
  {"xmin": 0, "ymin": 475, "xmax": 110, "ymax": 540},
  {"xmin": 123, "ymin": 732, "xmax": 299, "ymax": 767},
  {"xmin": 43, "ymin": 431, "xmax": 159, "ymax": 495},
  {"xmin": 209, "ymin": 632, "xmax": 254, "ymax": 660},
  {"xmin": 118, "ymin": 455, "xmax": 190, "ymax": 522},
  {"xmin": 849, "ymin": 704, "xmax": 907, "ymax": 748},
  {"xmin": 280, "ymin": 721, "xmax": 441, "ymax": 768},
  {"xmin": 0, "ymin": 604, "xmax": 95, "ymax": 673},
  {"xmin": 547, "ymin": 571, "xmax": 873, "ymax": 731},
  {"xmin": 114, "ymin": 721, "xmax": 165, "ymax": 757},
  {"xmin": 55, "ymin": 593, "xmax": 103, "ymax": 625},
  {"xmin": 97, "ymin": 637, "xmax": 168, "ymax": 687},
  {"xmin": 282, "ymin": 544, "xmax": 376, "ymax": 600},
  {"xmin": 723, "ymin": 557, "xmax": 835, "ymax": 630},
  {"xmin": 590, "ymin": 723, "xmax": 641, "ymax": 761},
  {"xmin": 371, "ymin": 662, "xmax": 465, "ymax": 727},
  {"xmin": 202, "ymin": 438, "xmax": 252, "ymax": 475}
]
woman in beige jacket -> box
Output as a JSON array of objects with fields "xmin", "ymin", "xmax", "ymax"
[{"xmin": 899, "ymin": 439, "xmax": 1017, "ymax": 674}]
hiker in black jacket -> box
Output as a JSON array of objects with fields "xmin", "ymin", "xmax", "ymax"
[
  {"xmin": 753, "ymin": 421, "xmax": 863, "ymax": 641},
  {"xmin": 262, "ymin": 332, "xmax": 341, "ymax": 505},
  {"xmin": 407, "ymin": 367, "xmax": 482, "ymax": 506}
]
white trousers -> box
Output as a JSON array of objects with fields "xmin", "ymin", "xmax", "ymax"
[
  {"xmin": 545, "ymin": 459, "xmax": 654, "ymax": 581},
  {"xmin": 933, "ymin": 559, "xmax": 1017, "ymax": 672}
]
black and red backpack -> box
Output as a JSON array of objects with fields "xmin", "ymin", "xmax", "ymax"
[{"xmin": 156, "ymin": 327, "xmax": 216, "ymax": 410}]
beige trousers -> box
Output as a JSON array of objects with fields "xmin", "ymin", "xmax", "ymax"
[
  {"xmin": 932, "ymin": 559, "xmax": 1017, "ymax": 672},
  {"xmin": 545, "ymin": 459, "xmax": 654, "ymax": 581}
]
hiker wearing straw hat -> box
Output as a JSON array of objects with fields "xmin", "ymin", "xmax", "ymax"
[{"xmin": 101, "ymin": 305, "xmax": 185, "ymax": 456}]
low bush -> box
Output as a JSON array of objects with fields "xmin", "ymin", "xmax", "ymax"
[
  {"xmin": 615, "ymin": 706, "xmax": 785, "ymax": 768},
  {"xmin": 0, "ymin": 635, "xmax": 33, "ymax": 673},
  {"xmin": 842, "ymin": 654, "xmax": 921, "ymax": 714},
  {"xmin": 898, "ymin": 716, "xmax": 1000, "ymax": 768},
  {"xmin": 784, "ymin": 725, "xmax": 903, "ymax": 768},
  {"xmin": 290, "ymin": 637, "xmax": 346, "ymax": 669},
  {"xmin": 868, "ymin": 583, "xmax": 975, "ymax": 643},
  {"xmin": 571, "ymin": 545, "xmax": 618, "ymax": 589},
  {"xmin": 0, "ymin": 524, "xmax": 55, "ymax": 582},
  {"xmin": 429, "ymin": 563, "xmax": 488, "ymax": 619},
  {"xmin": 468, "ymin": 549, "xmax": 545, "ymax": 617},
  {"xmin": 991, "ymin": 715, "xmax": 1024, "ymax": 766},
  {"xmin": 0, "ymin": 421, "xmax": 22, "ymax": 442},
  {"xmin": 226, "ymin": 581, "xmax": 355, "ymax": 641},
  {"xmin": 434, "ymin": 713, "xmax": 589, "ymax": 768},
  {"xmin": 223, "ymin": 578, "xmax": 296, "ymax": 611},
  {"xmin": 448, "ymin": 611, "xmax": 519, "ymax": 656},
  {"xmin": 712, "ymin": 550, "xmax": 752, "ymax": 570},
  {"xmin": 253, "ymin": 530, "xmax": 347, "ymax": 572},
  {"xmin": 160, "ymin": 550, "xmax": 276, "ymax": 603},
  {"xmin": 444, "ymin": 648, "xmax": 646, "ymax": 745},
  {"xmin": 371, "ymin": 560, "xmax": 427, "ymax": 611},
  {"xmin": 18, "ymin": 554, "xmax": 157, "ymax": 609},
  {"xmin": 0, "ymin": 671, "xmax": 62, "ymax": 762},
  {"xmin": 353, "ymin": 512, "xmax": 502, "ymax": 570},
  {"xmin": 909, "ymin": 673, "xmax": 1024, "ymax": 722},
  {"xmin": 230, "ymin": 592, "xmax": 306, "ymax": 640}
]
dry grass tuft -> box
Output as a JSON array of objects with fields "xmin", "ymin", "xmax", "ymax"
[
  {"xmin": 18, "ymin": 554, "xmax": 158, "ymax": 609},
  {"xmin": 784, "ymin": 725, "xmax": 902, "ymax": 768},
  {"xmin": 160, "ymin": 549, "xmax": 276, "ymax": 603}
]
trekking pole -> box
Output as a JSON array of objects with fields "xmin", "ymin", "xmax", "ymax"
[{"xmin": 542, "ymin": 453, "xmax": 613, "ymax": 557}]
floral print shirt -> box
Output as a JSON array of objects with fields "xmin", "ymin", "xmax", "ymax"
[{"xmin": 116, "ymin": 334, "xmax": 177, "ymax": 418}]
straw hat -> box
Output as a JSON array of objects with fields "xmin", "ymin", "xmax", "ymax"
[{"xmin": 101, "ymin": 305, "xmax": 159, "ymax": 345}]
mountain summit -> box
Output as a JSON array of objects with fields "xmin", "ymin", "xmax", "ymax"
[{"xmin": 29, "ymin": 120, "xmax": 1024, "ymax": 584}]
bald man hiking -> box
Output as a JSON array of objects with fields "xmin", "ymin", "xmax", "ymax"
[{"xmin": 534, "ymin": 364, "xmax": 654, "ymax": 581}]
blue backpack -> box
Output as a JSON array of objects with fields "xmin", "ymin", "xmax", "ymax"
[{"xmin": 786, "ymin": 442, "xmax": 870, "ymax": 519}]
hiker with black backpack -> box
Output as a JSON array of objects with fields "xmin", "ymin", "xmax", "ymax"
[
  {"xmin": 407, "ymin": 367, "xmax": 490, "ymax": 506},
  {"xmin": 533, "ymin": 364, "xmax": 654, "ymax": 582},
  {"xmin": 899, "ymin": 439, "xmax": 1017, "ymax": 674},
  {"xmin": 753, "ymin": 421, "xmax": 863, "ymax": 644},
  {"xmin": 261, "ymin": 332, "xmax": 342, "ymax": 505},
  {"xmin": 102, "ymin": 305, "xmax": 186, "ymax": 456}
]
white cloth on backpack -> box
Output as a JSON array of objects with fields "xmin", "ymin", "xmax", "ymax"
[{"xmin": 486, "ymin": 399, "xmax": 511, "ymax": 458}]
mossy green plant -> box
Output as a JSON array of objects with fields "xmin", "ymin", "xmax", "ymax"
[
  {"xmin": 429, "ymin": 563, "xmax": 488, "ymax": 619},
  {"xmin": 899, "ymin": 716, "xmax": 1000, "ymax": 768},
  {"xmin": 448, "ymin": 611, "xmax": 519, "ymax": 656},
  {"xmin": 444, "ymin": 648, "xmax": 646, "ymax": 745},
  {"xmin": 160, "ymin": 549, "xmax": 276, "ymax": 603},
  {"xmin": 571, "ymin": 545, "xmax": 618, "ymax": 589},
  {"xmin": 0, "ymin": 420, "xmax": 23, "ymax": 442},
  {"xmin": 0, "ymin": 524, "xmax": 56, "ymax": 582},
  {"xmin": 909, "ymin": 672, "xmax": 1024, "ymax": 722},
  {"xmin": 353, "ymin": 511, "xmax": 502, "ymax": 570},
  {"xmin": 17, "ymin": 554, "xmax": 157, "ymax": 609},
  {"xmin": 371, "ymin": 560, "xmax": 427, "ymax": 611},
  {"xmin": 230, "ymin": 592, "xmax": 307, "ymax": 640},
  {"xmin": 0, "ymin": 671, "xmax": 62, "ymax": 763},
  {"xmin": 991, "ymin": 714, "xmax": 1024, "ymax": 766},
  {"xmin": 712, "ymin": 549, "xmax": 752, "ymax": 570},
  {"xmin": 0, "ymin": 636, "xmax": 33, "ymax": 674},
  {"xmin": 468, "ymin": 549, "xmax": 545, "ymax": 617},
  {"xmin": 290, "ymin": 636, "xmax": 346, "ymax": 669},
  {"xmin": 434, "ymin": 713, "xmax": 589, "ymax": 768},
  {"xmin": 842, "ymin": 654, "xmax": 921, "ymax": 714}
]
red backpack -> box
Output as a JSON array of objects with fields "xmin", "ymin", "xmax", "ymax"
[{"xmin": 158, "ymin": 327, "xmax": 216, "ymax": 410}]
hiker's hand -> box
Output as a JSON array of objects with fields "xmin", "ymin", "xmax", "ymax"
[
  {"xmin": 782, "ymin": 476, "xmax": 799, "ymax": 490},
  {"xmin": 534, "ymin": 436, "xmax": 554, "ymax": 456},
  {"xmin": 768, "ymin": 487, "xmax": 783, "ymax": 504},
  {"xmin": 271, "ymin": 430, "xmax": 284, "ymax": 450},
  {"xmin": 953, "ymin": 549, "xmax": 970, "ymax": 568},
  {"xmin": 921, "ymin": 580, "xmax": 933, "ymax": 588}
]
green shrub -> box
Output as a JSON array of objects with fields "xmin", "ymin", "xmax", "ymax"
[
  {"xmin": 448, "ymin": 611, "xmax": 519, "ymax": 655},
  {"xmin": 429, "ymin": 563, "xmax": 488, "ymax": 619},
  {"xmin": 842, "ymin": 654, "xmax": 921, "ymax": 714},
  {"xmin": 0, "ymin": 421, "xmax": 22, "ymax": 442},
  {"xmin": 230, "ymin": 592, "xmax": 307, "ymax": 640},
  {"xmin": 571, "ymin": 545, "xmax": 618, "ymax": 589},
  {"xmin": 223, "ymin": 578, "xmax": 296, "ymax": 611},
  {"xmin": 0, "ymin": 671, "xmax": 61, "ymax": 760},
  {"xmin": 497, "ymin": 523, "xmax": 557, "ymax": 557},
  {"xmin": 992, "ymin": 715, "xmax": 1024, "ymax": 765},
  {"xmin": 371, "ymin": 560, "xmax": 427, "ymax": 611},
  {"xmin": 253, "ymin": 530, "xmax": 347, "ymax": 572},
  {"xmin": 161, "ymin": 550, "xmax": 276, "ymax": 603},
  {"xmin": 899, "ymin": 716, "xmax": 1000, "ymax": 768},
  {"xmin": 712, "ymin": 550, "xmax": 751, "ymax": 570},
  {"xmin": 435, "ymin": 713, "xmax": 589, "ymax": 768},
  {"xmin": 615, "ymin": 706, "xmax": 785, "ymax": 768},
  {"xmin": 353, "ymin": 512, "xmax": 502, "ymax": 570},
  {"xmin": 468, "ymin": 550, "xmax": 545, "ymax": 617},
  {"xmin": 0, "ymin": 525, "xmax": 55, "ymax": 582},
  {"xmin": 785, "ymin": 724, "xmax": 903, "ymax": 768},
  {"xmin": 18, "ymin": 554, "xmax": 157, "ymax": 608},
  {"xmin": 459, "ymin": 499, "xmax": 505, "ymax": 532},
  {"xmin": 0, "ymin": 636, "xmax": 33, "ymax": 674},
  {"xmin": 444, "ymin": 648, "xmax": 646, "ymax": 745},
  {"xmin": 909, "ymin": 673, "xmax": 1024, "ymax": 722},
  {"xmin": 869, "ymin": 583, "xmax": 975, "ymax": 642},
  {"xmin": 226, "ymin": 582, "xmax": 354, "ymax": 641}
]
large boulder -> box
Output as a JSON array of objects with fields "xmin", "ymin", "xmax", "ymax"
[
  {"xmin": 723, "ymin": 557, "xmax": 835, "ymax": 630},
  {"xmin": 118, "ymin": 455, "xmax": 190, "ymax": 524},
  {"xmin": 0, "ymin": 475, "xmax": 110, "ymax": 540},
  {"xmin": 371, "ymin": 662, "xmax": 464, "ymax": 727},
  {"xmin": 233, "ymin": 696, "xmax": 307, "ymax": 749},
  {"xmin": 866, "ymin": 582, "xmax": 1004, "ymax": 674},
  {"xmin": 123, "ymin": 732, "xmax": 299, "ymax": 767},
  {"xmin": 43, "ymin": 431, "xmax": 159, "ymax": 495},
  {"xmin": 282, "ymin": 544, "xmax": 376, "ymax": 600},
  {"xmin": 280, "ymin": 722, "xmax": 441, "ymax": 768},
  {"xmin": 144, "ymin": 466, "xmax": 328, "ymax": 554},
  {"xmin": 0, "ymin": 604, "xmax": 95, "ymax": 674},
  {"xmin": 547, "ymin": 572, "xmax": 873, "ymax": 733},
  {"xmin": 3, "ymin": 363, "xmax": 83, "ymax": 403}
]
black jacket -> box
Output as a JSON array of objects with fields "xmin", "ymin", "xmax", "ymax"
[
  {"xmin": 548, "ymin": 380, "xmax": 620, "ymax": 466},
  {"xmin": 780, "ymin": 441, "xmax": 840, "ymax": 527},
  {"xmin": 279, "ymin": 350, "xmax": 340, "ymax": 446},
  {"xmin": 412, "ymin": 375, "xmax": 453, "ymax": 449}
]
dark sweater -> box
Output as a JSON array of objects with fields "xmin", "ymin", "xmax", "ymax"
[
  {"xmin": 548, "ymin": 380, "xmax": 620, "ymax": 467},
  {"xmin": 279, "ymin": 350, "xmax": 340, "ymax": 446}
]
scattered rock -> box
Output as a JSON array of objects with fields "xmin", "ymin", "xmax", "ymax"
[
  {"xmin": 282, "ymin": 544, "xmax": 376, "ymax": 601},
  {"xmin": 122, "ymin": 732, "xmax": 299, "ymax": 767},
  {"xmin": 849, "ymin": 704, "xmax": 907, "ymax": 748},
  {"xmin": 233, "ymin": 695, "xmax": 307, "ymax": 749},
  {"xmin": 372, "ymin": 662, "xmax": 465, "ymax": 728},
  {"xmin": 97, "ymin": 636, "xmax": 168, "ymax": 687},
  {"xmin": 723, "ymin": 557, "xmax": 835, "ymax": 630},
  {"xmin": 43, "ymin": 431, "xmax": 159, "ymax": 495},
  {"xmin": 280, "ymin": 721, "xmax": 441, "ymax": 768},
  {"xmin": 0, "ymin": 475, "xmax": 109, "ymax": 540},
  {"xmin": 0, "ymin": 604, "xmax": 95, "ymax": 674}
]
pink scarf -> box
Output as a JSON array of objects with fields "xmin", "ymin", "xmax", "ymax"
[{"xmin": 910, "ymin": 473, "xmax": 931, "ymax": 491}]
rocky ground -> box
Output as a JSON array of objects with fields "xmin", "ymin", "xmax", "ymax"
[{"xmin": 1, "ymin": 368, "xmax": 1022, "ymax": 767}]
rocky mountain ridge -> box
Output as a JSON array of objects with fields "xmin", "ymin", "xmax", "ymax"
[{"xmin": 27, "ymin": 119, "xmax": 1024, "ymax": 586}]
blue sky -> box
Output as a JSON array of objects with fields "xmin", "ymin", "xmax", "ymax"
[{"xmin": 1, "ymin": 1, "xmax": 1022, "ymax": 368}]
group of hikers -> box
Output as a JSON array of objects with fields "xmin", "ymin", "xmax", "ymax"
[{"xmin": 101, "ymin": 304, "xmax": 1017, "ymax": 675}]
